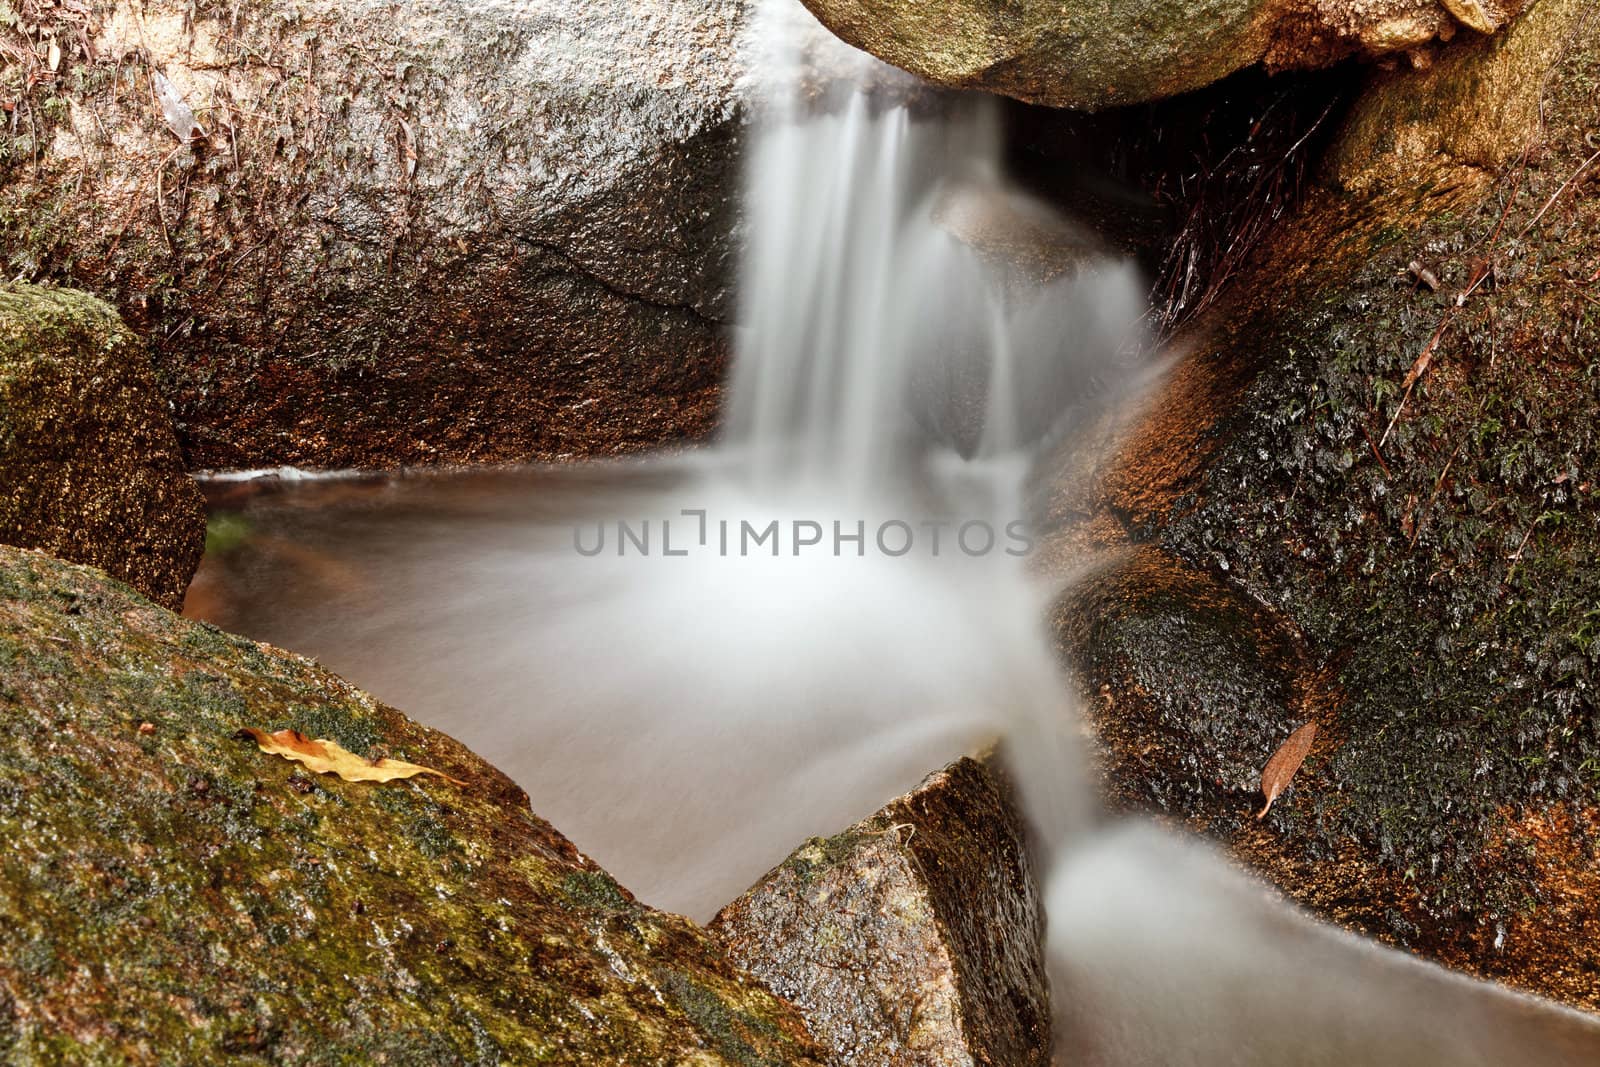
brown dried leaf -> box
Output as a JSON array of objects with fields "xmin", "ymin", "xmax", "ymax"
[
  {"xmin": 398, "ymin": 118, "xmax": 418, "ymax": 179},
  {"xmin": 1257, "ymin": 721, "xmax": 1317, "ymax": 819},
  {"xmin": 240, "ymin": 728, "xmax": 465, "ymax": 786},
  {"xmin": 1400, "ymin": 321, "xmax": 1448, "ymax": 390},
  {"xmin": 1455, "ymin": 257, "xmax": 1494, "ymax": 308}
]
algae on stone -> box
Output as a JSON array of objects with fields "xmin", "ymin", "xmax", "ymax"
[
  {"xmin": 0, "ymin": 545, "xmax": 823, "ymax": 1064},
  {"xmin": 1050, "ymin": 0, "xmax": 1600, "ymax": 1010},
  {"xmin": 0, "ymin": 284, "xmax": 203, "ymax": 611}
]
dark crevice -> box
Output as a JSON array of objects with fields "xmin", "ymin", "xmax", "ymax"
[{"xmin": 998, "ymin": 62, "xmax": 1359, "ymax": 336}]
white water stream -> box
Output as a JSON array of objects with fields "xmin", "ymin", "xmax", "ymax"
[{"xmin": 190, "ymin": 1, "xmax": 1600, "ymax": 1061}]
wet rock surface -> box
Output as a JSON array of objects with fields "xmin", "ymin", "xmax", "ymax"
[
  {"xmin": 0, "ymin": 544, "xmax": 824, "ymax": 1064},
  {"xmin": 0, "ymin": 0, "xmax": 745, "ymax": 469},
  {"xmin": 710, "ymin": 756, "xmax": 1050, "ymax": 1067},
  {"xmin": 1049, "ymin": 0, "xmax": 1600, "ymax": 1010},
  {"xmin": 0, "ymin": 284, "xmax": 204, "ymax": 611},
  {"xmin": 797, "ymin": 0, "xmax": 1529, "ymax": 110},
  {"xmin": 1058, "ymin": 546, "xmax": 1315, "ymax": 822}
]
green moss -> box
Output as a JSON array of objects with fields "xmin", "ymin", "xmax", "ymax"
[
  {"xmin": 1162, "ymin": 17, "xmax": 1600, "ymax": 923},
  {"xmin": 264, "ymin": 700, "xmax": 385, "ymax": 755},
  {"xmin": 371, "ymin": 787, "xmax": 460, "ymax": 858},
  {"xmin": 0, "ymin": 283, "xmax": 205, "ymax": 608},
  {"xmin": 783, "ymin": 832, "xmax": 876, "ymax": 887},
  {"xmin": 660, "ymin": 970, "xmax": 787, "ymax": 1067},
  {"xmin": 0, "ymin": 545, "xmax": 822, "ymax": 1064},
  {"xmin": 562, "ymin": 869, "xmax": 630, "ymax": 911}
]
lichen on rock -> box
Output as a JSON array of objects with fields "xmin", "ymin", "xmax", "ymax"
[
  {"xmin": 0, "ymin": 545, "xmax": 823, "ymax": 1064},
  {"xmin": 0, "ymin": 283, "xmax": 203, "ymax": 611},
  {"xmin": 797, "ymin": 0, "xmax": 1530, "ymax": 110},
  {"xmin": 711, "ymin": 756, "xmax": 1051, "ymax": 1066}
]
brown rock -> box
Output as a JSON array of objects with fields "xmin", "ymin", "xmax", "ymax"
[
  {"xmin": 710, "ymin": 756, "xmax": 1050, "ymax": 1066},
  {"xmin": 796, "ymin": 0, "xmax": 1529, "ymax": 110},
  {"xmin": 0, "ymin": 0, "xmax": 745, "ymax": 469},
  {"xmin": 0, "ymin": 284, "xmax": 204, "ymax": 610}
]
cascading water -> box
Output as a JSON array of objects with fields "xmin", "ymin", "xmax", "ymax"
[
  {"xmin": 725, "ymin": 8, "xmax": 1600, "ymax": 1063},
  {"xmin": 191, "ymin": 0, "xmax": 1600, "ymax": 1061}
]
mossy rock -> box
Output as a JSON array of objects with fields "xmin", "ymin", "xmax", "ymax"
[
  {"xmin": 1057, "ymin": 546, "xmax": 1311, "ymax": 820},
  {"xmin": 0, "ymin": 284, "xmax": 203, "ymax": 610},
  {"xmin": 797, "ymin": 0, "xmax": 1528, "ymax": 109},
  {"xmin": 711, "ymin": 756, "xmax": 1050, "ymax": 1066},
  {"xmin": 0, "ymin": 545, "xmax": 823, "ymax": 1065},
  {"xmin": 1053, "ymin": 0, "xmax": 1600, "ymax": 1009}
]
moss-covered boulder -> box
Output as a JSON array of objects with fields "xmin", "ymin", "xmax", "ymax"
[
  {"xmin": 1050, "ymin": 0, "xmax": 1600, "ymax": 1009},
  {"xmin": 711, "ymin": 757, "xmax": 1051, "ymax": 1066},
  {"xmin": 0, "ymin": 285, "xmax": 203, "ymax": 611},
  {"xmin": 0, "ymin": 0, "xmax": 743, "ymax": 469},
  {"xmin": 798, "ymin": 0, "xmax": 1529, "ymax": 109},
  {"xmin": 0, "ymin": 545, "xmax": 823, "ymax": 1064},
  {"xmin": 1060, "ymin": 545, "xmax": 1313, "ymax": 815}
]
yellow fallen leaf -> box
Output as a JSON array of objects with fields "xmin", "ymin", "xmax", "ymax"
[
  {"xmin": 1256, "ymin": 721, "xmax": 1317, "ymax": 819},
  {"xmin": 240, "ymin": 728, "xmax": 465, "ymax": 786}
]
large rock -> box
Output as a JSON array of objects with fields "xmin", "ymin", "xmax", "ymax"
[
  {"xmin": 0, "ymin": 284, "xmax": 203, "ymax": 610},
  {"xmin": 710, "ymin": 756, "xmax": 1051, "ymax": 1066},
  {"xmin": 1058, "ymin": 545, "xmax": 1312, "ymax": 816},
  {"xmin": 798, "ymin": 0, "xmax": 1530, "ymax": 109},
  {"xmin": 1049, "ymin": 0, "xmax": 1600, "ymax": 1010},
  {"xmin": 0, "ymin": 0, "xmax": 744, "ymax": 469},
  {"xmin": 0, "ymin": 544, "xmax": 824, "ymax": 1064}
]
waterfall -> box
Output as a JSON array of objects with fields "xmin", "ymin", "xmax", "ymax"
[
  {"xmin": 727, "ymin": 3, "xmax": 1148, "ymax": 492},
  {"xmin": 191, "ymin": 0, "xmax": 1600, "ymax": 1059},
  {"xmin": 719, "ymin": 3, "xmax": 1600, "ymax": 1063}
]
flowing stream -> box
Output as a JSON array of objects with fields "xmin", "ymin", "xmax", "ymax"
[{"xmin": 191, "ymin": 1, "xmax": 1600, "ymax": 1062}]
